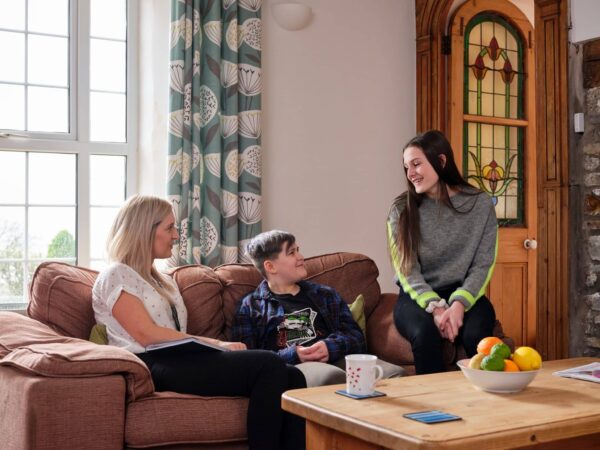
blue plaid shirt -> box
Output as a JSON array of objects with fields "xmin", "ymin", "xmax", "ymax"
[{"xmin": 231, "ymin": 280, "xmax": 366, "ymax": 364}]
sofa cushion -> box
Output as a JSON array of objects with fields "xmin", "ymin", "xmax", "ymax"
[
  {"xmin": 0, "ymin": 312, "xmax": 154, "ymax": 401},
  {"xmin": 214, "ymin": 263, "xmax": 263, "ymax": 336},
  {"xmin": 28, "ymin": 261, "xmax": 99, "ymax": 339},
  {"xmin": 349, "ymin": 294, "xmax": 367, "ymax": 337},
  {"xmin": 125, "ymin": 391, "xmax": 248, "ymax": 447},
  {"xmin": 170, "ymin": 265, "xmax": 227, "ymax": 339},
  {"xmin": 304, "ymin": 253, "xmax": 381, "ymax": 317},
  {"xmin": 89, "ymin": 323, "xmax": 108, "ymax": 345}
]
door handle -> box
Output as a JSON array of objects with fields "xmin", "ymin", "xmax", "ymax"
[{"xmin": 524, "ymin": 239, "xmax": 538, "ymax": 250}]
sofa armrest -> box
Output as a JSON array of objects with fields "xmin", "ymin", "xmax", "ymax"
[
  {"xmin": 0, "ymin": 312, "xmax": 154, "ymax": 402},
  {"xmin": 0, "ymin": 365, "xmax": 126, "ymax": 450}
]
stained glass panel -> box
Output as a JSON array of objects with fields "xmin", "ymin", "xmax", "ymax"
[
  {"xmin": 463, "ymin": 14, "xmax": 525, "ymax": 226},
  {"xmin": 463, "ymin": 122, "xmax": 523, "ymax": 225},
  {"xmin": 464, "ymin": 15, "xmax": 523, "ymax": 119}
]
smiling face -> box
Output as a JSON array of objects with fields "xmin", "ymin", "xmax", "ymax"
[
  {"xmin": 266, "ymin": 241, "xmax": 307, "ymax": 285},
  {"xmin": 403, "ymin": 145, "xmax": 441, "ymax": 198},
  {"xmin": 152, "ymin": 212, "xmax": 179, "ymax": 259}
]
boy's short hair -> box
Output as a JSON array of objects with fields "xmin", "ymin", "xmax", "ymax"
[{"xmin": 246, "ymin": 230, "xmax": 296, "ymax": 277}]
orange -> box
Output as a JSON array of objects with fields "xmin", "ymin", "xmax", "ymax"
[
  {"xmin": 476, "ymin": 337, "xmax": 503, "ymax": 356},
  {"xmin": 503, "ymin": 359, "xmax": 520, "ymax": 372}
]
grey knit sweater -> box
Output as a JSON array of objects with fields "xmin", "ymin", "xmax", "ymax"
[{"xmin": 387, "ymin": 191, "xmax": 498, "ymax": 311}]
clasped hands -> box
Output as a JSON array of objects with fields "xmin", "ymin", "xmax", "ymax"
[{"xmin": 432, "ymin": 301, "xmax": 465, "ymax": 342}]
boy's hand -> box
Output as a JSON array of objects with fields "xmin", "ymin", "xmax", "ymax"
[{"xmin": 296, "ymin": 341, "xmax": 329, "ymax": 362}]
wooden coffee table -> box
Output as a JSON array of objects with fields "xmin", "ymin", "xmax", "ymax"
[{"xmin": 282, "ymin": 357, "xmax": 600, "ymax": 449}]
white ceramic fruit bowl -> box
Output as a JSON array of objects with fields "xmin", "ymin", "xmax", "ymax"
[{"xmin": 456, "ymin": 359, "xmax": 540, "ymax": 393}]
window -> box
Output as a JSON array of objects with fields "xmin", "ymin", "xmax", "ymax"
[
  {"xmin": 462, "ymin": 15, "xmax": 525, "ymax": 226},
  {"xmin": 0, "ymin": 0, "xmax": 137, "ymax": 310}
]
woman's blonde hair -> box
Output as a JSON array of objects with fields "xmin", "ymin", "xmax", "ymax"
[{"xmin": 107, "ymin": 195, "xmax": 176, "ymax": 301}]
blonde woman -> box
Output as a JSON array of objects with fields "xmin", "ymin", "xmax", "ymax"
[
  {"xmin": 92, "ymin": 195, "xmax": 305, "ymax": 450},
  {"xmin": 387, "ymin": 131, "xmax": 497, "ymax": 375}
]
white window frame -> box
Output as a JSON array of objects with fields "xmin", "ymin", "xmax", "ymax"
[{"xmin": 0, "ymin": 0, "xmax": 139, "ymax": 310}]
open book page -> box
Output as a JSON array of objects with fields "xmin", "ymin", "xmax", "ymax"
[
  {"xmin": 553, "ymin": 362, "xmax": 600, "ymax": 384},
  {"xmin": 145, "ymin": 337, "xmax": 228, "ymax": 355}
]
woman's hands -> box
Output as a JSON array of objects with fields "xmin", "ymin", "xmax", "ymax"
[
  {"xmin": 432, "ymin": 307, "xmax": 449, "ymax": 339},
  {"xmin": 437, "ymin": 302, "xmax": 465, "ymax": 342},
  {"xmin": 217, "ymin": 340, "xmax": 247, "ymax": 351}
]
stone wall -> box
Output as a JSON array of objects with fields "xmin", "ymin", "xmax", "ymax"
[{"xmin": 570, "ymin": 38, "xmax": 600, "ymax": 356}]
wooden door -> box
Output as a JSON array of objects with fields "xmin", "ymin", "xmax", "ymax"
[{"xmin": 447, "ymin": 0, "xmax": 537, "ymax": 346}]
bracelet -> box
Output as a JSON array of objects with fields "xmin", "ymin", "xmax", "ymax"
[{"xmin": 425, "ymin": 298, "xmax": 448, "ymax": 313}]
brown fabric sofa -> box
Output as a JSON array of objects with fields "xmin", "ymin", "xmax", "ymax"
[{"xmin": 0, "ymin": 252, "xmax": 511, "ymax": 449}]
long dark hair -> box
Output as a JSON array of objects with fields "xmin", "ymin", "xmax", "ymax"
[{"xmin": 396, "ymin": 130, "xmax": 478, "ymax": 274}]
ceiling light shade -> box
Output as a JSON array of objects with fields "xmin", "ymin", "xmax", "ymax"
[{"xmin": 271, "ymin": 3, "xmax": 312, "ymax": 31}]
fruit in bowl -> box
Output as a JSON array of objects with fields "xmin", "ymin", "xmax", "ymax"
[{"xmin": 457, "ymin": 338, "xmax": 543, "ymax": 393}]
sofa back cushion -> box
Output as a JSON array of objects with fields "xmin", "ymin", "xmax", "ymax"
[
  {"xmin": 214, "ymin": 264, "xmax": 264, "ymax": 334},
  {"xmin": 303, "ymin": 253, "xmax": 381, "ymax": 317},
  {"xmin": 170, "ymin": 265, "xmax": 226, "ymax": 339},
  {"xmin": 28, "ymin": 262, "xmax": 99, "ymax": 339}
]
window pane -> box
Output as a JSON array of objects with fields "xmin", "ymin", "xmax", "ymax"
[
  {"xmin": 0, "ymin": 152, "xmax": 26, "ymax": 204},
  {"xmin": 28, "ymin": 206, "xmax": 75, "ymax": 258},
  {"xmin": 90, "ymin": 155, "xmax": 126, "ymax": 205},
  {"xmin": 0, "ymin": 207, "xmax": 25, "ymax": 259},
  {"xmin": 90, "ymin": 207, "xmax": 119, "ymax": 259},
  {"xmin": 90, "ymin": 39, "xmax": 126, "ymax": 92},
  {"xmin": 0, "ymin": 84, "xmax": 25, "ymax": 130},
  {"xmin": 0, "ymin": 262, "xmax": 24, "ymax": 301},
  {"xmin": 91, "ymin": 0, "xmax": 126, "ymax": 40},
  {"xmin": 0, "ymin": 0, "xmax": 25, "ymax": 30},
  {"xmin": 90, "ymin": 92, "xmax": 126, "ymax": 142},
  {"xmin": 0, "ymin": 31, "xmax": 25, "ymax": 82},
  {"xmin": 29, "ymin": 152, "xmax": 76, "ymax": 204},
  {"xmin": 28, "ymin": 35, "xmax": 68, "ymax": 87},
  {"xmin": 27, "ymin": 86, "xmax": 68, "ymax": 132},
  {"xmin": 28, "ymin": 0, "xmax": 69, "ymax": 36}
]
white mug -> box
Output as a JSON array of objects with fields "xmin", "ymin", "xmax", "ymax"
[{"xmin": 345, "ymin": 354, "xmax": 384, "ymax": 395}]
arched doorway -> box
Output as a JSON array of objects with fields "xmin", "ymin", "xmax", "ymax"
[{"xmin": 415, "ymin": 0, "xmax": 569, "ymax": 359}]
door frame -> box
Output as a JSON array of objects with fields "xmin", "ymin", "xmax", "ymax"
[{"xmin": 414, "ymin": 0, "xmax": 569, "ymax": 360}]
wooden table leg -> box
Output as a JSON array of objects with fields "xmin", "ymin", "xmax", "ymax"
[{"xmin": 306, "ymin": 420, "xmax": 385, "ymax": 450}]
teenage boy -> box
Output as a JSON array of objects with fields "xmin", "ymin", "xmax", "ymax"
[{"xmin": 232, "ymin": 230, "xmax": 403, "ymax": 386}]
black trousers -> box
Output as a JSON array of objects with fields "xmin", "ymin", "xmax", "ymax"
[
  {"xmin": 393, "ymin": 286, "xmax": 496, "ymax": 375},
  {"xmin": 137, "ymin": 349, "xmax": 306, "ymax": 450}
]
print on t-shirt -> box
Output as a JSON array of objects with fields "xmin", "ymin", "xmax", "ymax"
[{"xmin": 276, "ymin": 307, "xmax": 317, "ymax": 348}]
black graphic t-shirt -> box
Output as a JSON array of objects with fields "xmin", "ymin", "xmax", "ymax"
[{"xmin": 271, "ymin": 286, "xmax": 329, "ymax": 349}]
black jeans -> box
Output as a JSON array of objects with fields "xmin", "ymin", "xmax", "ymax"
[
  {"xmin": 393, "ymin": 286, "xmax": 496, "ymax": 375},
  {"xmin": 137, "ymin": 349, "xmax": 306, "ymax": 450}
]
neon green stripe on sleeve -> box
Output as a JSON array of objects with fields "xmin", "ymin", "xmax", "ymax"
[{"xmin": 476, "ymin": 226, "xmax": 499, "ymax": 300}]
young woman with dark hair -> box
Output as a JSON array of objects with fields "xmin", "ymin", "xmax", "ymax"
[{"xmin": 387, "ymin": 130, "xmax": 498, "ymax": 374}]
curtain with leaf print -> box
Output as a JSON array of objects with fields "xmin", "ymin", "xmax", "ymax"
[{"xmin": 167, "ymin": 0, "xmax": 262, "ymax": 267}]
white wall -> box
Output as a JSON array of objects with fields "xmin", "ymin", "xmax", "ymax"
[
  {"xmin": 138, "ymin": 0, "xmax": 415, "ymax": 292},
  {"xmin": 262, "ymin": 0, "xmax": 414, "ymax": 292},
  {"xmin": 570, "ymin": 0, "xmax": 600, "ymax": 43}
]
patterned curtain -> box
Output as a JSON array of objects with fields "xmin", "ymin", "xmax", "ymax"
[{"xmin": 167, "ymin": 0, "xmax": 262, "ymax": 267}]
